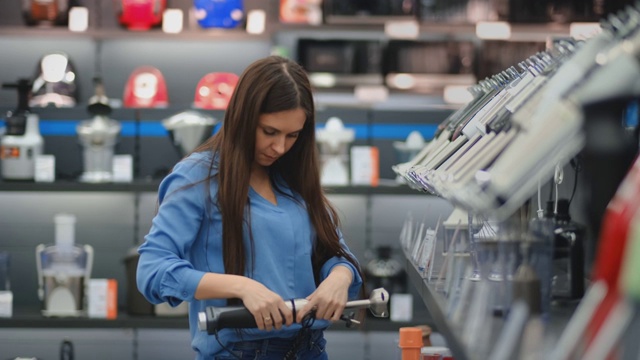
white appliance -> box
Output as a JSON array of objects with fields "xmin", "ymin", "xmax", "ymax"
[
  {"xmin": 0, "ymin": 79, "xmax": 44, "ymax": 181},
  {"xmin": 36, "ymin": 214, "xmax": 94, "ymax": 317},
  {"xmin": 316, "ymin": 117, "xmax": 355, "ymax": 186}
]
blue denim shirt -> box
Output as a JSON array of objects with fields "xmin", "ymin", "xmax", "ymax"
[{"xmin": 137, "ymin": 152, "xmax": 362, "ymax": 359}]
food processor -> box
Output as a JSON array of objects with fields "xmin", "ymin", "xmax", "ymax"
[{"xmin": 36, "ymin": 214, "xmax": 94, "ymax": 317}]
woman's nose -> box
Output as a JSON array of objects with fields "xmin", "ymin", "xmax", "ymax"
[{"xmin": 272, "ymin": 136, "xmax": 286, "ymax": 154}]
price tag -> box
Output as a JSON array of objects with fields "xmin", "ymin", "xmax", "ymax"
[
  {"xmin": 350, "ymin": 146, "xmax": 379, "ymax": 186},
  {"xmin": 68, "ymin": 7, "xmax": 89, "ymax": 32},
  {"xmin": 390, "ymin": 293, "xmax": 413, "ymax": 322},
  {"xmin": 112, "ymin": 155, "xmax": 133, "ymax": 183},
  {"xmin": 34, "ymin": 155, "xmax": 55, "ymax": 183},
  {"xmin": 0, "ymin": 291, "xmax": 13, "ymax": 318}
]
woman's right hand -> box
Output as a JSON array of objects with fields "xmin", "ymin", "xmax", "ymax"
[{"xmin": 240, "ymin": 279, "xmax": 294, "ymax": 331}]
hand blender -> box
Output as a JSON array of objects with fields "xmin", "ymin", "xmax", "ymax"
[
  {"xmin": 198, "ymin": 288, "xmax": 389, "ymax": 334},
  {"xmin": 0, "ymin": 79, "xmax": 44, "ymax": 181}
]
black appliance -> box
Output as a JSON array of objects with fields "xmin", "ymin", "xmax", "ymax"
[
  {"xmin": 478, "ymin": 41, "xmax": 546, "ymax": 80},
  {"xmin": 419, "ymin": 0, "xmax": 495, "ymax": 23},
  {"xmin": 124, "ymin": 248, "xmax": 154, "ymax": 315},
  {"xmin": 384, "ymin": 40, "xmax": 477, "ymax": 93},
  {"xmin": 297, "ymin": 39, "xmax": 383, "ymax": 88},
  {"xmin": 324, "ymin": 0, "xmax": 418, "ymax": 24},
  {"xmin": 494, "ymin": 0, "xmax": 635, "ymax": 23}
]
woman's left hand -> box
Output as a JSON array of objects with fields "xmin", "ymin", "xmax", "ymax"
[{"xmin": 297, "ymin": 265, "xmax": 352, "ymax": 323}]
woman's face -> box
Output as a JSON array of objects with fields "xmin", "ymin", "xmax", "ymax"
[{"xmin": 254, "ymin": 108, "xmax": 306, "ymax": 167}]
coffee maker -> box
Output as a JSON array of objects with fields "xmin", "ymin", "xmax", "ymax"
[
  {"xmin": 36, "ymin": 214, "xmax": 93, "ymax": 317},
  {"xmin": 77, "ymin": 78, "xmax": 121, "ymax": 182},
  {"xmin": 0, "ymin": 79, "xmax": 44, "ymax": 181}
]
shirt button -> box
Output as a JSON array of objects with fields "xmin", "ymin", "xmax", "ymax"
[{"xmin": 182, "ymin": 291, "xmax": 188, "ymax": 297}]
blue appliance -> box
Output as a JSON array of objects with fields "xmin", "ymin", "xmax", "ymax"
[{"xmin": 193, "ymin": 0, "xmax": 244, "ymax": 29}]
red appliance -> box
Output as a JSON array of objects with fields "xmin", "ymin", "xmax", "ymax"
[
  {"xmin": 123, "ymin": 66, "xmax": 169, "ymax": 108},
  {"xmin": 116, "ymin": 0, "xmax": 166, "ymax": 31},
  {"xmin": 193, "ymin": 72, "xmax": 239, "ymax": 110},
  {"xmin": 23, "ymin": 0, "xmax": 74, "ymax": 26},
  {"xmin": 279, "ymin": 0, "xmax": 322, "ymax": 25}
]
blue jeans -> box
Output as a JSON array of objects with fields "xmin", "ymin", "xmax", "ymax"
[{"xmin": 214, "ymin": 330, "xmax": 328, "ymax": 360}]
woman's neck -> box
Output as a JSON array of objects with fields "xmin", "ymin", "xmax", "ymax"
[
  {"xmin": 250, "ymin": 165, "xmax": 278, "ymax": 205},
  {"xmin": 250, "ymin": 164, "xmax": 270, "ymax": 187}
]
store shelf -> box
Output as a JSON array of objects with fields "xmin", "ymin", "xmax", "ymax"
[
  {"xmin": 0, "ymin": 26, "xmax": 268, "ymax": 42},
  {"xmin": 0, "ymin": 307, "xmax": 425, "ymax": 332},
  {"xmin": 0, "ymin": 22, "xmax": 570, "ymax": 44},
  {"xmin": 273, "ymin": 22, "xmax": 570, "ymax": 42},
  {"xmin": 0, "ymin": 180, "xmax": 160, "ymax": 193},
  {"xmin": 0, "ymin": 180, "xmax": 430, "ymax": 195},
  {"xmin": 405, "ymin": 252, "xmax": 579, "ymax": 360},
  {"xmin": 404, "ymin": 255, "xmax": 471, "ymax": 360}
]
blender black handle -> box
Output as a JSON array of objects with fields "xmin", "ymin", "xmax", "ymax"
[
  {"xmin": 60, "ymin": 339, "xmax": 74, "ymax": 360},
  {"xmin": 200, "ymin": 306, "xmax": 258, "ymax": 334}
]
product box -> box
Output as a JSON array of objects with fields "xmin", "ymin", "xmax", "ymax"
[{"xmin": 88, "ymin": 279, "xmax": 118, "ymax": 319}]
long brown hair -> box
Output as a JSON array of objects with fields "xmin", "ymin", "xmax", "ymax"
[{"xmin": 193, "ymin": 56, "xmax": 362, "ymax": 286}]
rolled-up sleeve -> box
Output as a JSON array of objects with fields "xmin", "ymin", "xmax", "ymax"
[
  {"xmin": 319, "ymin": 229, "xmax": 363, "ymax": 300},
  {"xmin": 137, "ymin": 158, "xmax": 211, "ymax": 307}
]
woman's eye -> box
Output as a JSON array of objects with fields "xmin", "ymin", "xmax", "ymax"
[
  {"xmin": 263, "ymin": 129, "xmax": 276, "ymax": 136},
  {"xmin": 288, "ymin": 133, "xmax": 299, "ymax": 138}
]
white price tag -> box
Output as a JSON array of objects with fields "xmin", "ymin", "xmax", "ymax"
[
  {"xmin": 163, "ymin": 9, "xmax": 184, "ymax": 34},
  {"xmin": 0, "ymin": 291, "xmax": 13, "ymax": 318},
  {"xmin": 112, "ymin": 155, "xmax": 133, "ymax": 183},
  {"xmin": 350, "ymin": 146, "xmax": 379, "ymax": 186},
  {"xmin": 354, "ymin": 85, "xmax": 389, "ymax": 103},
  {"xmin": 68, "ymin": 7, "xmax": 89, "ymax": 32},
  {"xmin": 390, "ymin": 293, "xmax": 413, "ymax": 322},
  {"xmin": 34, "ymin": 155, "xmax": 55, "ymax": 183}
]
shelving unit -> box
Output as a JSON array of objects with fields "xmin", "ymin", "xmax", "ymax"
[
  {"xmin": 404, "ymin": 251, "xmax": 578, "ymax": 360},
  {"xmin": 0, "ymin": 2, "xmax": 602, "ymax": 358},
  {"xmin": 405, "ymin": 255, "xmax": 470, "ymax": 360},
  {"xmin": 0, "ymin": 306, "xmax": 421, "ymax": 332}
]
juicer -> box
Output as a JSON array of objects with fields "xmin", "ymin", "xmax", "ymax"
[
  {"xmin": 77, "ymin": 78, "xmax": 121, "ymax": 183},
  {"xmin": 0, "ymin": 79, "xmax": 44, "ymax": 181}
]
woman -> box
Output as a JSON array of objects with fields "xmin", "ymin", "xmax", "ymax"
[{"xmin": 137, "ymin": 55, "xmax": 363, "ymax": 360}]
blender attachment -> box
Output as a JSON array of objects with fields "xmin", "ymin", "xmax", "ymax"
[{"xmin": 162, "ymin": 110, "xmax": 217, "ymax": 156}]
